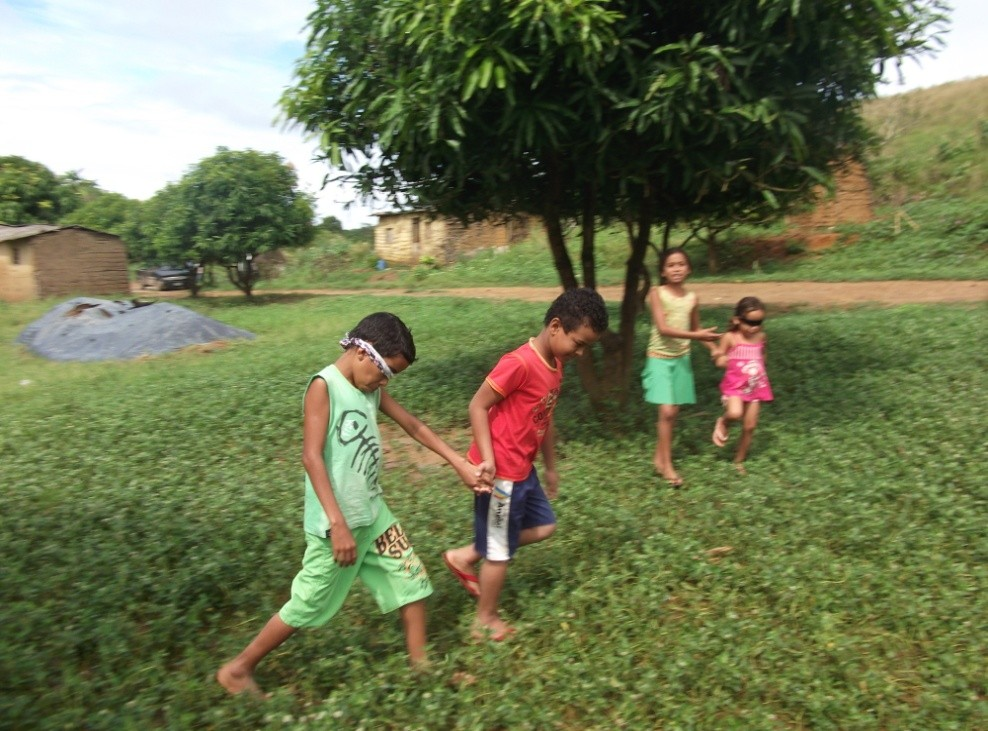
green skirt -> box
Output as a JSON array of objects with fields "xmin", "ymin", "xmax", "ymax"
[{"xmin": 642, "ymin": 354, "xmax": 696, "ymax": 405}]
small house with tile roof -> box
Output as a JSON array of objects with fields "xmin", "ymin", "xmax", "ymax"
[{"xmin": 0, "ymin": 225, "xmax": 130, "ymax": 302}]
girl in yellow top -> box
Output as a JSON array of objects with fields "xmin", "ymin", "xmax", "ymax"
[{"xmin": 642, "ymin": 248, "xmax": 719, "ymax": 487}]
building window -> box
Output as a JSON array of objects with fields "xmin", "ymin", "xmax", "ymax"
[
  {"xmin": 385, "ymin": 228, "xmax": 394, "ymax": 245},
  {"xmin": 412, "ymin": 217, "xmax": 421, "ymax": 244},
  {"xmin": 11, "ymin": 245, "xmax": 21, "ymax": 265}
]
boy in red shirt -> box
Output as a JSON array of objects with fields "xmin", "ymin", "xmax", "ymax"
[{"xmin": 443, "ymin": 288, "xmax": 609, "ymax": 640}]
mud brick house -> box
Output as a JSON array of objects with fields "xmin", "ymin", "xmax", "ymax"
[
  {"xmin": 374, "ymin": 212, "xmax": 533, "ymax": 265},
  {"xmin": 0, "ymin": 225, "xmax": 130, "ymax": 302}
]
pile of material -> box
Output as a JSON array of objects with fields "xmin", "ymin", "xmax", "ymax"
[{"xmin": 17, "ymin": 297, "xmax": 255, "ymax": 361}]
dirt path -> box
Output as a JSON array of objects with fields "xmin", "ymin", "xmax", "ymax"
[{"xmin": 140, "ymin": 280, "xmax": 986, "ymax": 306}]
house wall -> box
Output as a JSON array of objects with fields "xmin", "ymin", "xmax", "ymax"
[
  {"xmin": 33, "ymin": 229, "xmax": 130, "ymax": 298},
  {"xmin": 0, "ymin": 241, "xmax": 38, "ymax": 301},
  {"xmin": 374, "ymin": 213, "xmax": 532, "ymax": 265},
  {"xmin": 0, "ymin": 228, "xmax": 130, "ymax": 302}
]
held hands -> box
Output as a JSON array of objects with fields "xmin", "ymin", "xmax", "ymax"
[
  {"xmin": 696, "ymin": 326, "xmax": 720, "ymax": 342},
  {"xmin": 454, "ymin": 457, "xmax": 494, "ymax": 494}
]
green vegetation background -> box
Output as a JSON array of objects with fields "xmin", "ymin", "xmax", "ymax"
[
  {"xmin": 2, "ymin": 293, "xmax": 985, "ymax": 729},
  {"xmin": 1, "ymin": 79, "xmax": 985, "ymax": 729},
  {"xmin": 270, "ymin": 79, "xmax": 988, "ymax": 290}
]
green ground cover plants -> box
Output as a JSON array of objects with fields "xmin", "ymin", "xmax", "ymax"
[{"xmin": 1, "ymin": 294, "xmax": 984, "ymax": 729}]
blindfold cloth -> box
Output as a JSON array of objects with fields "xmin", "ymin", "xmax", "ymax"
[{"xmin": 339, "ymin": 335, "xmax": 394, "ymax": 379}]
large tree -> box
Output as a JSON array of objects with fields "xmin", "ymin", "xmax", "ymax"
[
  {"xmin": 146, "ymin": 148, "xmax": 315, "ymax": 296},
  {"xmin": 0, "ymin": 156, "xmax": 64, "ymax": 224},
  {"xmin": 282, "ymin": 0, "xmax": 946, "ymax": 400}
]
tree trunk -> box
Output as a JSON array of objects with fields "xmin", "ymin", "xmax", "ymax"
[
  {"xmin": 706, "ymin": 228, "xmax": 720, "ymax": 274},
  {"xmin": 226, "ymin": 256, "xmax": 257, "ymax": 297},
  {"xmin": 542, "ymin": 158, "xmax": 579, "ymax": 291},
  {"xmin": 580, "ymin": 184, "xmax": 596, "ymax": 290}
]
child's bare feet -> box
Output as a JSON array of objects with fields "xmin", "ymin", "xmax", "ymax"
[
  {"xmin": 216, "ymin": 663, "xmax": 269, "ymax": 698},
  {"xmin": 471, "ymin": 617, "xmax": 516, "ymax": 642},
  {"xmin": 653, "ymin": 461, "xmax": 683, "ymax": 488},
  {"xmin": 733, "ymin": 462, "xmax": 747, "ymax": 475},
  {"xmin": 712, "ymin": 417, "xmax": 729, "ymax": 448}
]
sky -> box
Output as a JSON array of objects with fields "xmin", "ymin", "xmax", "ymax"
[{"xmin": 1, "ymin": 0, "xmax": 985, "ymax": 230}]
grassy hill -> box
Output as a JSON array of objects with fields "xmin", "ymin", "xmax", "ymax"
[
  {"xmin": 865, "ymin": 76, "xmax": 988, "ymax": 204},
  {"xmin": 269, "ymin": 77, "xmax": 988, "ymax": 289}
]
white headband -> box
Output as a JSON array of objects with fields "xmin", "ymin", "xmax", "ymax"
[{"xmin": 339, "ymin": 335, "xmax": 394, "ymax": 378}]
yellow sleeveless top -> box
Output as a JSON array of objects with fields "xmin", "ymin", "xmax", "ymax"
[{"xmin": 647, "ymin": 287, "xmax": 696, "ymax": 358}]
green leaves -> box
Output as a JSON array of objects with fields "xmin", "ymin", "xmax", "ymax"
[{"xmin": 141, "ymin": 148, "xmax": 315, "ymax": 292}]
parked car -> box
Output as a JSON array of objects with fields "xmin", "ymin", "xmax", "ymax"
[{"xmin": 137, "ymin": 264, "xmax": 194, "ymax": 291}]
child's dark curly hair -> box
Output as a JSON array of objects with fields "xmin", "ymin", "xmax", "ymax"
[
  {"xmin": 544, "ymin": 288, "xmax": 609, "ymax": 334},
  {"xmin": 347, "ymin": 312, "xmax": 416, "ymax": 363}
]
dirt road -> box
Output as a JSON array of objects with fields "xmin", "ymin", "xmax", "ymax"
[{"xmin": 140, "ymin": 280, "xmax": 986, "ymax": 306}]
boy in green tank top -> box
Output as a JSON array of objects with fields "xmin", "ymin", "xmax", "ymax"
[{"xmin": 217, "ymin": 312, "xmax": 491, "ymax": 697}]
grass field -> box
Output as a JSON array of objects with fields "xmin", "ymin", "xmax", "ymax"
[{"xmin": 1, "ymin": 293, "xmax": 984, "ymax": 730}]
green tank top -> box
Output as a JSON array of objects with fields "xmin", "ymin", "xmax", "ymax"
[
  {"xmin": 303, "ymin": 364, "xmax": 383, "ymax": 537},
  {"xmin": 647, "ymin": 287, "xmax": 697, "ymax": 358}
]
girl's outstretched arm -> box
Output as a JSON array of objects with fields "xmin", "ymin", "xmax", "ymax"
[
  {"xmin": 711, "ymin": 332, "xmax": 733, "ymax": 368},
  {"xmin": 648, "ymin": 287, "xmax": 719, "ymax": 342},
  {"xmin": 379, "ymin": 390, "xmax": 492, "ymax": 492},
  {"xmin": 690, "ymin": 297, "xmax": 718, "ymax": 352}
]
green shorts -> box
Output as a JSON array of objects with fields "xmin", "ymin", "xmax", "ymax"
[
  {"xmin": 279, "ymin": 503, "xmax": 433, "ymax": 629},
  {"xmin": 642, "ymin": 354, "xmax": 696, "ymax": 405}
]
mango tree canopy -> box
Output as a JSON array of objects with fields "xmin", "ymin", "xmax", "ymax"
[{"xmin": 17, "ymin": 298, "xmax": 254, "ymax": 361}]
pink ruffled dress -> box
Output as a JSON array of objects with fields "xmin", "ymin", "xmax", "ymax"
[{"xmin": 719, "ymin": 341, "xmax": 773, "ymax": 402}]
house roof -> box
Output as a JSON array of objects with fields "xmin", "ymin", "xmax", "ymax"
[
  {"xmin": 0, "ymin": 224, "xmax": 59, "ymax": 242},
  {"xmin": 0, "ymin": 224, "xmax": 118, "ymax": 243}
]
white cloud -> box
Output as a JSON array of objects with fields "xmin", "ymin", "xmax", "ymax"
[
  {"xmin": 878, "ymin": 0, "xmax": 988, "ymax": 94},
  {"xmin": 0, "ymin": 0, "xmax": 377, "ymax": 228},
  {"xmin": 1, "ymin": 0, "xmax": 985, "ymax": 229}
]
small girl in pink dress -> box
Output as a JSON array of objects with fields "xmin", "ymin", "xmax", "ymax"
[{"xmin": 711, "ymin": 297, "xmax": 773, "ymax": 473}]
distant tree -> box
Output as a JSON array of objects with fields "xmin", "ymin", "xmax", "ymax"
[
  {"xmin": 54, "ymin": 171, "xmax": 102, "ymax": 219},
  {"xmin": 318, "ymin": 215, "xmax": 344, "ymax": 233},
  {"xmin": 59, "ymin": 191, "xmax": 144, "ymax": 251},
  {"xmin": 149, "ymin": 148, "xmax": 316, "ymax": 296},
  {"xmin": 0, "ymin": 156, "xmax": 63, "ymax": 224},
  {"xmin": 283, "ymin": 0, "xmax": 947, "ymax": 401}
]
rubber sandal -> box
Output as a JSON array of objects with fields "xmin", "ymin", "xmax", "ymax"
[{"xmin": 443, "ymin": 552, "xmax": 480, "ymax": 598}]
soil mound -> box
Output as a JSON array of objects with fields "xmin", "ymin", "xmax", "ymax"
[{"xmin": 17, "ymin": 297, "xmax": 255, "ymax": 361}]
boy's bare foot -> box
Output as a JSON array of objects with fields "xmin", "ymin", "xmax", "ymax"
[
  {"xmin": 216, "ymin": 663, "xmax": 269, "ymax": 699},
  {"xmin": 471, "ymin": 618, "xmax": 516, "ymax": 643},
  {"xmin": 712, "ymin": 418, "xmax": 729, "ymax": 448},
  {"xmin": 733, "ymin": 462, "xmax": 748, "ymax": 476}
]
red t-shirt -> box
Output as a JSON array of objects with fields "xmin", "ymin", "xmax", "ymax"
[{"xmin": 467, "ymin": 339, "xmax": 562, "ymax": 481}]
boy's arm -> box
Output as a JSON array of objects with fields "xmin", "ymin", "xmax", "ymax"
[
  {"xmin": 379, "ymin": 390, "xmax": 491, "ymax": 493},
  {"xmin": 540, "ymin": 420, "xmax": 559, "ymax": 499},
  {"xmin": 301, "ymin": 378, "xmax": 357, "ymax": 566},
  {"xmin": 468, "ymin": 380, "xmax": 503, "ymax": 481},
  {"xmin": 649, "ymin": 287, "xmax": 718, "ymax": 342}
]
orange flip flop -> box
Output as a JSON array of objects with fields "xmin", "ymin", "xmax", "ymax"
[{"xmin": 443, "ymin": 552, "xmax": 480, "ymax": 598}]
